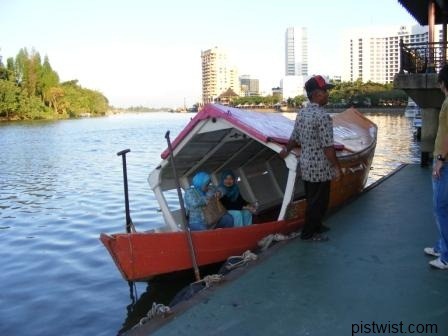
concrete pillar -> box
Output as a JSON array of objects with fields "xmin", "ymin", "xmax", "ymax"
[{"xmin": 420, "ymin": 107, "xmax": 439, "ymax": 166}]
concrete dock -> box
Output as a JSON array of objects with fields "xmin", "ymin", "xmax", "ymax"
[{"xmin": 129, "ymin": 164, "xmax": 447, "ymax": 336}]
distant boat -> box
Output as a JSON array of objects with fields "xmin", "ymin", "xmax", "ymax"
[
  {"xmin": 404, "ymin": 98, "xmax": 421, "ymax": 118},
  {"xmin": 100, "ymin": 104, "xmax": 377, "ymax": 282},
  {"xmin": 413, "ymin": 113, "xmax": 422, "ymax": 139}
]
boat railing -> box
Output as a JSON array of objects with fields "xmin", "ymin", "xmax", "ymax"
[{"xmin": 399, "ymin": 40, "xmax": 447, "ymax": 74}]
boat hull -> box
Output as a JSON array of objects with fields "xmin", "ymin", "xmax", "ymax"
[{"xmin": 100, "ymin": 218, "xmax": 303, "ymax": 282}]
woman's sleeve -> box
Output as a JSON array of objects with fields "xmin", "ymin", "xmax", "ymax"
[
  {"xmin": 238, "ymin": 194, "xmax": 249, "ymax": 206},
  {"xmin": 185, "ymin": 189, "xmax": 206, "ymax": 209}
]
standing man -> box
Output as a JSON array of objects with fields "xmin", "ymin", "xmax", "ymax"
[
  {"xmin": 426, "ymin": 64, "xmax": 448, "ymax": 270},
  {"xmin": 280, "ymin": 75, "xmax": 341, "ymax": 242}
]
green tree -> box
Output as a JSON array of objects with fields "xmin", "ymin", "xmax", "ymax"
[
  {"xmin": 0, "ymin": 47, "xmax": 110, "ymax": 121},
  {"xmin": 0, "ymin": 79, "xmax": 21, "ymax": 118},
  {"xmin": 39, "ymin": 55, "xmax": 59, "ymax": 105},
  {"xmin": 328, "ymin": 80, "xmax": 407, "ymax": 107}
]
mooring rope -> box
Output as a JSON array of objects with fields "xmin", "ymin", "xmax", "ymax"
[
  {"xmin": 257, "ymin": 232, "xmax": 300, "ymax": 251},
  {"xmin": 138, "ymin": 302, "xmax": 171, "ymax": 325},
  {"xmin": 201, "ymin": 274, "xmax": 223, "ymax": 288},
  {"xmin": 222, "ymin": 250, "xmax": 258, "ymax": 272}
]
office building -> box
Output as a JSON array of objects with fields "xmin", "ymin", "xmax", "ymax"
[
  {"xmin": 201, "ymin": 47, "xmax": 240, "ymax": 104},
  {"xmin": 285, "ymin": 27, "xmax": 308, "ymax": 76},
  {"xmin": 240, "ymin": 75, "xmax": 260, "ymax": 97},
  {"xmin": 280, "ymin": 75, "xmax": 306, "ymax": 100},
  {"xmin": 341, "ymin": 24, "xmax": 442, "ymax": 83}
]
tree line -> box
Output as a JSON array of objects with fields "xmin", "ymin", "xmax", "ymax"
[
  {"xmin": 0, "ymin": 48, "xmax": 108, "ymax": 121},
  {"xmin": 230, "ymin": 79, "xmax": 408, "ymax": 108}
]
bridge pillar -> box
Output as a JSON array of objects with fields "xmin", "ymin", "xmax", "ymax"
[{"xmin": 420, "ymin": 107, "xmax": 439, "ymax": 166}]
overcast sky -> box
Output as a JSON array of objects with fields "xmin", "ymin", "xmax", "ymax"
[{"xmin": 0, "ymin": 0, "xmax": 417, "ymax": 108}]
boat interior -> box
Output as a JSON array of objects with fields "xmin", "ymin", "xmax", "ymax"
[{"xmin": 151, "ymin": 122, "xmax": 305, "ymax": 229}]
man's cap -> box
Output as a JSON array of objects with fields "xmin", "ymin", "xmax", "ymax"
[{"xmin": 304, "ymin": 75, "xmax": 334, "ymax": 95}]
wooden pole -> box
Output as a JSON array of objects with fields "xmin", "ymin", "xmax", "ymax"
[
  {"xmin": 428, "ymin": 0, "xmax": 436, "ymax": 71},
  {"xmin": 165, "ymin": 131, "xmax": 201, "ymax": 281}
]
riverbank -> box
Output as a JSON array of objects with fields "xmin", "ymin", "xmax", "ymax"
[
  {"xmin": 238, "ymin": 107, "xmax": 405, "ymax": 114},
  {"xmin": 327, "ymin": 107, "xmax": 405, "ymax": 113},
  {"xmin": 0, "ymin": 107, "xmax": 406, "ymax": 123}
]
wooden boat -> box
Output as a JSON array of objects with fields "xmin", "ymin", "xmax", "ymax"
[{"xmin": 100, "ymin": 104, "xmax": 377, "ymax": 282}]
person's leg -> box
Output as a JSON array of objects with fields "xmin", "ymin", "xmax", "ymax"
[
  {"xmin": 227, "ymin": 210, "xmax": 243, "ymax": 227},
  {"xmin": 432, "ymin": 164, "xmax": 448, "ymax": 263},
  {"xmin": 315, "ymin": 181, "xmax": 331, "ymax": 232},
  {"xmin": 301, "ymin": 181, "xmax": 320, "ymax": 239},
  {"xmin": 241, "ymin": 209, "xmax": 253, "ymax": 225},
  {"xmin": 216, "ymin": 213, "xmax": 234, "ymax": 228},
  {"xmin": 188, "ymin": 220, "xmax": 207, "ymax": 231},
  {"xmin": 301, "ymin": 181, "xmax": 330, "ymax": 240}
]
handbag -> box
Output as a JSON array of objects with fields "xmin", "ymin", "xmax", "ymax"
[{"xmin": 202, "ymin": 197, "xmax": 227, "ymax": 228}]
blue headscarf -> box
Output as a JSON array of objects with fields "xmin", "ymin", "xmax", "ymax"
[
  {"xmin": 219, "ymin": 169, "xmax": 240, "ymax": 202},
  {"xmin": 192, "ymin": 171, "xmax": 211, "ymax": 196}
]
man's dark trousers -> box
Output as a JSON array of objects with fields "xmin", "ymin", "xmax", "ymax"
[{"xmin": 301, "ymin": 180, "xmax": 331, "ymax": 239}]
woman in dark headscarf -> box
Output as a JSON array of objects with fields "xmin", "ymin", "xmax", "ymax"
[
  {"xmin": 184, "ymin": 171, "xmax": 233, "ymax": 231},
  {"xmin": 219, "ymin": 169, "xmax": 256, "ymax": 226}
]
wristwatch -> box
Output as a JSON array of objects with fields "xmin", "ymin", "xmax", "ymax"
[{"xmin": 437, "ymin": 154, "xmax": 446, "ymax": 162}]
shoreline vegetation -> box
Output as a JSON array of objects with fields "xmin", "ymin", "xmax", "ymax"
[
  {"xmin": 1, "ymin": 47, "xmax": 409, "ymax": 123},
  {"xmin": 0, "ymin": 47, "xmax": 108, "ymax": 122}
]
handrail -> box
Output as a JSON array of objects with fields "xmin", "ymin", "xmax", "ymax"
[{"xmin": 399, "ymin": 39, "xmax": 447, "ymax": 74}]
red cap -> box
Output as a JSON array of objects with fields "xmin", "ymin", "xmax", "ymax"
[{"xmin": 304, "ymin": 75, "xmax": 334, "ymax": 95}]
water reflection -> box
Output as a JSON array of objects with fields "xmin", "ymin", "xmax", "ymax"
[{"xmin": 365, "ymin": 113, "xmax": 420, "ymax": 184}]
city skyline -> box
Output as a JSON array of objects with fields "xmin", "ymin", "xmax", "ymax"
[{"xmin": 0, "ymin": 0, "xmax": 417, "ymax": 108}]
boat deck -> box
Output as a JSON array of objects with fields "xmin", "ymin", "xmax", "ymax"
[{"xmin": 127, "ymin": 164, "xmax": 447, "ymax": 336}]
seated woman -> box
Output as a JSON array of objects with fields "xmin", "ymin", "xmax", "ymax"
[
  {"xmin": 219, "ymin": 169, "xmax": 256, "ymax": 227},
  {"xmin": 184, "ymin": 171, "xmax": 234, "ymax": 231}
]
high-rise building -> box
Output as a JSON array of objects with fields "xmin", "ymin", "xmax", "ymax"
[
  {"xmin": 201, "ymin": 47, "xmax": 240, "ymax": 104},
  {"xmin": 285, "ymin": 27, "xmax": 308, "ymax": 76},
  {"xmin": 240, "ymin": 75, "xmax": 260, "ymax": 97},
  {"xmin": 341, "ymin": 24, "xmax": 440, "ymax": 83},
  {"xmin": 280, "ymin": 75, "xmax": 306, "ymax": 99}
]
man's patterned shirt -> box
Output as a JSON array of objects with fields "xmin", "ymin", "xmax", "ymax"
[{"xmin": 290, "ymin": 102, "xmax": 335, "ymax": 182}]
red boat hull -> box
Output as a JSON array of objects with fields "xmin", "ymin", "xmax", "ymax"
[{"xmin": 100, "ymin": 218, "xmax": 303, "ymax": 281}]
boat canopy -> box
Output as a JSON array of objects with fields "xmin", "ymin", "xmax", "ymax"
[
  {"xmin": 161, "ymin": 104, "xmax": 294, "ymax": 161},
  {"xmin": 148, "ymin": 104, "xmax": 376, "ymax": 231},
  {"xmin": 149, "ymin": 104, "xmax": 304, "ymax": 231}
]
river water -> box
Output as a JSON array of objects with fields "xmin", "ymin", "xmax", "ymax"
[{"xmin": 0, "ymin": 111, "xmax": 421, "ymax": 336}]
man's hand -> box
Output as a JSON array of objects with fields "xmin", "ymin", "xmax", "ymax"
[
  {"xmin": 433, "ymin": 160, "xmax": 443, "ymax": 179},
  {"xmin": 279, "ymin": 147, "xmax": 289, "ymax": 159}
]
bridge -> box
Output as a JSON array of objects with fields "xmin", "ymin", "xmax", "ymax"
[{"xmin": 394, "ymin": 0, "xmax": 448, "ymax": 165}]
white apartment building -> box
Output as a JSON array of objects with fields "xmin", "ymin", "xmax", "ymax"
[
  {"xmin": 201, "ymin": 47, "xmax": 240, "ymax": 104},
  {"xmin": 340, "ymin": 24, "xmax": 444, "ymax": 83},
  {"xmin": 285, "ymin": 27, "xmax": 308, "ymax": 76},
  {"xmin": 280, "ymin": 75, "xmax": 306, "ymax": 100}
]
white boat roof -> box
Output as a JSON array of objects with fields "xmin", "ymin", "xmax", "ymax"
[
  {"xmin": 154, "ymin": 104, "xmax": 376, "ymax": 189},
  {"xmin": 161, "ymin": 104, "xmax": 294, "ymax": 160}
]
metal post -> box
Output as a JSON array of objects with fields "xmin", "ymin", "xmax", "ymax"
[{"xmin": 117, "ymin": 149, "xmax": 133, "ymax": 233}]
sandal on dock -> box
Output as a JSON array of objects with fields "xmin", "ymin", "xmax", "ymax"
[{"xmin": 301, "ymin": 233, "xmax": 329, "ymax": 242}]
